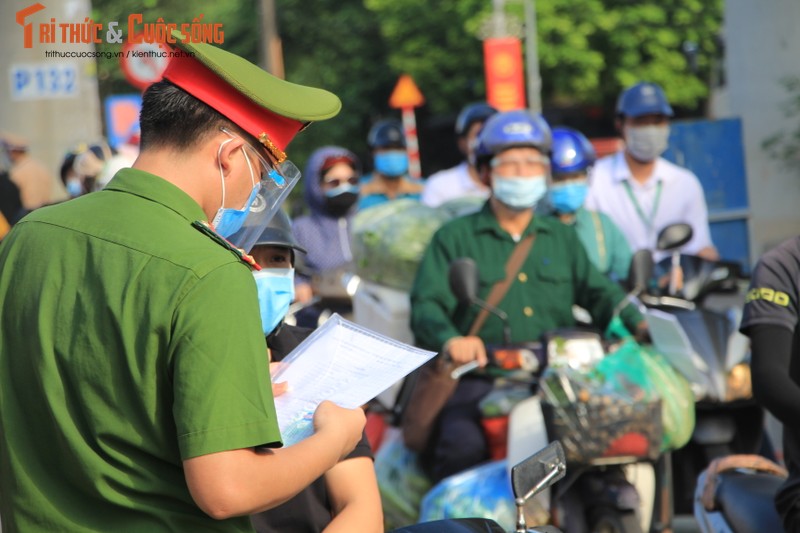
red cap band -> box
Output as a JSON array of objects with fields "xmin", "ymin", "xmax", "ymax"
[{"xmin": 162, "ymin": 54, "xmax": 303, "ymax": 153}]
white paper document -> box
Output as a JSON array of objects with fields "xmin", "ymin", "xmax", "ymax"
[{"xmin": 271, "ymin": 314, "xmax": 436, "ymax": 445}]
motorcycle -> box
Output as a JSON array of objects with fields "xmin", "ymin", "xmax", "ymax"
[
  {"xmin": 285, "ymin": 266, "xmax": 361, "ymax": 328},
  {"xmin": 385, "ymin": 256, "xmax": 674, "ymax": 533},
  {"xmin": 639, "ymin": 223, "xmax": 770, "ymax": 515},
  {"xmin": 693, "ymin": 453, "xmax": 786, "ymax": 533},
  {"xmin": 388, "ymin": 440, "xmax": 568, "ymax": 533}
]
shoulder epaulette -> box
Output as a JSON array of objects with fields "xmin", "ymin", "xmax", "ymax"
[{"xmin": 191, "ymin": 220, "xmax": 261, "ymax": 270}]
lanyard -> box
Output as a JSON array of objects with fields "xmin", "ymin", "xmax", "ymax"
[
  {"xmin": 622, "ymin": 179, "xmax": 662, "ymax": 231},
  {"xmin": 589, "ymin": 210, "xmax": 607, "ymax": 272}
]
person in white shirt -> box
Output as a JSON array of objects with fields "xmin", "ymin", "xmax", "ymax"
[
  {"xmin": 585, "ymin": 81, "xmax": 719, "ymax": 262},
  {"xmin": 421, "ymin": 102, "xmax": 496, "ymax": 207}
]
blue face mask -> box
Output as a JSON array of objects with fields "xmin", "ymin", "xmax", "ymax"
[
  {"xmin": 374, "ymin": 150, "xmax": 409, "ymax": 178},
  {"xmin": 548, "ymin": 181, "xmax": 589, "ymax": 213},
  {"xmin": 212, "ymin": 140, "xmax": 260, "ymax": 238},
  {"xmin": 492, "ymin": 174, "xmax": 548, "ymax": 210},
  {"xmin": 253, "ymin": 268, "xmax": 295, "ymax": 335}
]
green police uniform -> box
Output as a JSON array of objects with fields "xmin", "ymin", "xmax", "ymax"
[
  {"xmin": 0, "ymin": 169, "xmax": 281, "ymax": 532},
  {"xmin": 567, "ymin": 207, "xmax": 633, "ymax": 283},
  {"xmin": 410, "ymin": 201, "xmax": 642, "ymax": 351}
]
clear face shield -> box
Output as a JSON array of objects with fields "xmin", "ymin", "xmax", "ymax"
[{"xmin": 222, "ymin": 128, "xmax": 301, "ymax": 254}]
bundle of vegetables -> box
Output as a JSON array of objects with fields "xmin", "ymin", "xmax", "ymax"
[{"xmin": 351, "ymin": 197, "xmax": 484, "ymax": 291}]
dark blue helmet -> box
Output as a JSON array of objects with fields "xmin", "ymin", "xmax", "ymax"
[
  {"xmin": 616, "ymin": 82, "xmax": 674, "ymax": 118},
  {"xmin": 550, "ymin": 127, "xmax": 597, "ymax": 175},
  {"xmin": 254, "ymin": 209, "xmax": 307, "ymax": 254},
  {"xmin": 367, "ymin": 119, "xmax": 406, "ymax": 149},
  {"xmin": 455, "ymin": 102, "xmax": 498, "ymax": 138},
  {"xmin": 474, "ymin": 110, "xmax": 552, "ymax": 166}
]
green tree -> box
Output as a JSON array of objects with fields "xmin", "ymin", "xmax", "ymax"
[
  {"xmin": 90, "ymin": 0, "xmax": 724, "ymax": 182},
  {"xmin": 365, "ymin": 0, "xmax": 723, "ymax": 114},
  {"xmin": 763, "ymin": 76, "xmax": 800, "ymax": 172}
]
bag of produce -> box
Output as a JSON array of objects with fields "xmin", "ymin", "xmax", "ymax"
[
  {"xmin": 539, "ymin": 363, "xmax": 663, "ymax": 465},
  {"xmin": 351, "ymin": 197, "xmax": 484, "ymax": 291},
  {"xmin": 418, "ymin": 458, "xmax": 549, "ymax": 530}
]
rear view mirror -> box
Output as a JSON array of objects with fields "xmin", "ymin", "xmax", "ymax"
[
  {"xmin": 627, "ymin": 249, "xmax": 655, "ymax": 294},
  {"xmin": 448, "ymin": 258, "xmax": 479, "ymax": 305},
  {"xmin": 656, "ymin": 223, "xmax": 693, "ymax": 252},
  {"xmin": 511, "ymin": 440, "xmax": 566, "ymax": 502}
]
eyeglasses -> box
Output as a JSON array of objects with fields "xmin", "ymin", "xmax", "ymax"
[
  {"xmin": 490, "ymin": 155, "xmax": 550, "ymax": 176},
  {"xmin": 322, "ymin": 176, "xmax": 359, "ymax": 188},
  {"xmin": 220, "ymin": 127, "xmax": 300, "ymax": 187}
]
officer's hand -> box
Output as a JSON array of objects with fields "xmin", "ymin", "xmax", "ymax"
[
  {"xmin": 444, "ymin": 336, "xmax": 488, "ymax": 367},
  {"xmin": 312, "ymin": 400, "xmax": 366, "ymax": 461},
  {"xmin": 269, "ymin": 362, "xmax": 288, "ymax": 397}
]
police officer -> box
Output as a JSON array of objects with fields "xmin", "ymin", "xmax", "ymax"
[
  {"xmin": 421, "ymin": 102, "xmax": 497, "ymax": 207},
  {"xmin": 408, "ymin": 110, "xmax": 646, "ymax": 481},
  {"xmin": 248, "ymin": 210, "xmax": 383, "ymax": 533},
  {"xmin": 358, "ymin": 119, "xmax": 424, "ymax": 210},
  {"xmin": 547, "ymin": 126, "xmax": 632, "ymax": 282},
  {"xmin": 585, "ymin": 81, "xmax": 718, "ymax": 261},
  {"xmin": 0, "ymin": 33, "xmax": 365, "ymax": 531},
  {"xmin": 740, "ymin": 236, "xmax": 800, "ymax": 532}
]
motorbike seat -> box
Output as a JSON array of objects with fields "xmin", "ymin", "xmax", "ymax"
[{"xmin": 715, "ymin": 470, "xmax": 785, "ymax": 533}]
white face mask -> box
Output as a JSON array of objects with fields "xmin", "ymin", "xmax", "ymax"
[{"xmin": 625, "ymin": 125, "xmax": 670, "ymax": 162}]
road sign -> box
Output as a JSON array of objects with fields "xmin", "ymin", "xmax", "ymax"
[
  {"xmin": 10, "ymin": 62, "xmax": 78, "ymax": 101},
  {"xmin": 104, "ymin": 94, "xmax": 142, "ymax": 149},
  {"xmin": 120, "ymin": 40, "xmax": 170, "ymax": 91},
  {"xmin": 388, "ymin": 74, "xmax": 424, "ymax": 179},
  {"xmin": 389, "ymin": 74, "xmax": 425, "ymax": 109}
]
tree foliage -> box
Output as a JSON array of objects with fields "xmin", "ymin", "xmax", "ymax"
[
  {"xmin": 90, "ymin": 0, "xmax": 723, "ymax": 174},
  {"xmin": 763, "ymin": 76, "xmax": 800, "ymax": 171}
]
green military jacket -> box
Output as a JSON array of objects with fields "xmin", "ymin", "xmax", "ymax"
[
  {"xmin": 410, "ymin": 202, "xmax": 642, "ymax": 351},
  {"xmin": 0, "ymin": 168, "xmax": 281, "ymax": 532},
  {"xmin": 567, "ymin": 207, "xmax": 633, "ymax": 283}
]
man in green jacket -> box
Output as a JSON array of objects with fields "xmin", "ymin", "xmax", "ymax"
[
  {"xmin": 409, "ymin": 110, "xmax": 645, "ymax": 481},
  {"xmin": 0, "ymin": 35, "xmax": 364, "ymax": 532}
]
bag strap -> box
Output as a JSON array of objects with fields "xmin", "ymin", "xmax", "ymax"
[{"xmin": 467, "ymin": 233, "xmax": 536, "ymax": 337}]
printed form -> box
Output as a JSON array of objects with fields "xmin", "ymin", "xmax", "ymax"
[{"xmin": 271, "ymin": 314, "xmax": 436, "ymax": 445}]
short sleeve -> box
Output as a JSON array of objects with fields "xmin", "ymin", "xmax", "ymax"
[
  {"xmin": 682, "ymin": 173, "xmax": 714, "ymax": 253},
  {"xmin": 171, "ymin": 262, "xmax": 282, "ymax": 459},
  {"xmin": 740, "ymin": 239, "xmax": 800, "ymax": 334}
]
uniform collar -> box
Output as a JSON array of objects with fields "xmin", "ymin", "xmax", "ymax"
[
  {"xmin": 611, "ymin": 150, "xmax": 672, "ymax": 188},
  {"xmin": 103, "ymin": 167, "xmax": 207, "ymax": 223},
  {"xmin": 474, "ymin": 200, "xmax": 553, "ymax": 239}
]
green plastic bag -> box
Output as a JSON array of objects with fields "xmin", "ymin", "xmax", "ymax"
[
  {"xmin": 374, "ymin": 427, "xmax": 432, "ymax": 530},
  {"xmin": 595, "ymin": 341, "xmax": 695, "ymax": 451}
]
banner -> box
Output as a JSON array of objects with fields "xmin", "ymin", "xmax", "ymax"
[{"xmin": 483, "ymin": 37, "xmax": 526, "ymax": 111}]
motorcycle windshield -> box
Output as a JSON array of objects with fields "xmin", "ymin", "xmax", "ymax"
[{"xmin": 673, "ymin": 308, "xmax": 731, "ymax": 400}]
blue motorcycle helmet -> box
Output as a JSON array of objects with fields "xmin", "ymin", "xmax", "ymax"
[
  {"xmin": 550, "ymin": 127, "xmax": 597, "ymax": 176},
  {"xmin": 616, "ymin": 81, "xmax": 674, "ymax": 118},
  {"xmin": 455, "ymin": 102, "xmax": 498, "ymax": 138},
  {"xmin": 473, "ymin": 110, "xmax": 552, "ymax": 169},
  {"xmin": 367, "ymin": 119, "xmax": 406, "ymax": 149}
]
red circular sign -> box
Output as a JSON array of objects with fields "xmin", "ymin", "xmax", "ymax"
[{"xmin": 120, "ymin": 39, "xmax": 171, "ymax": 91}]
